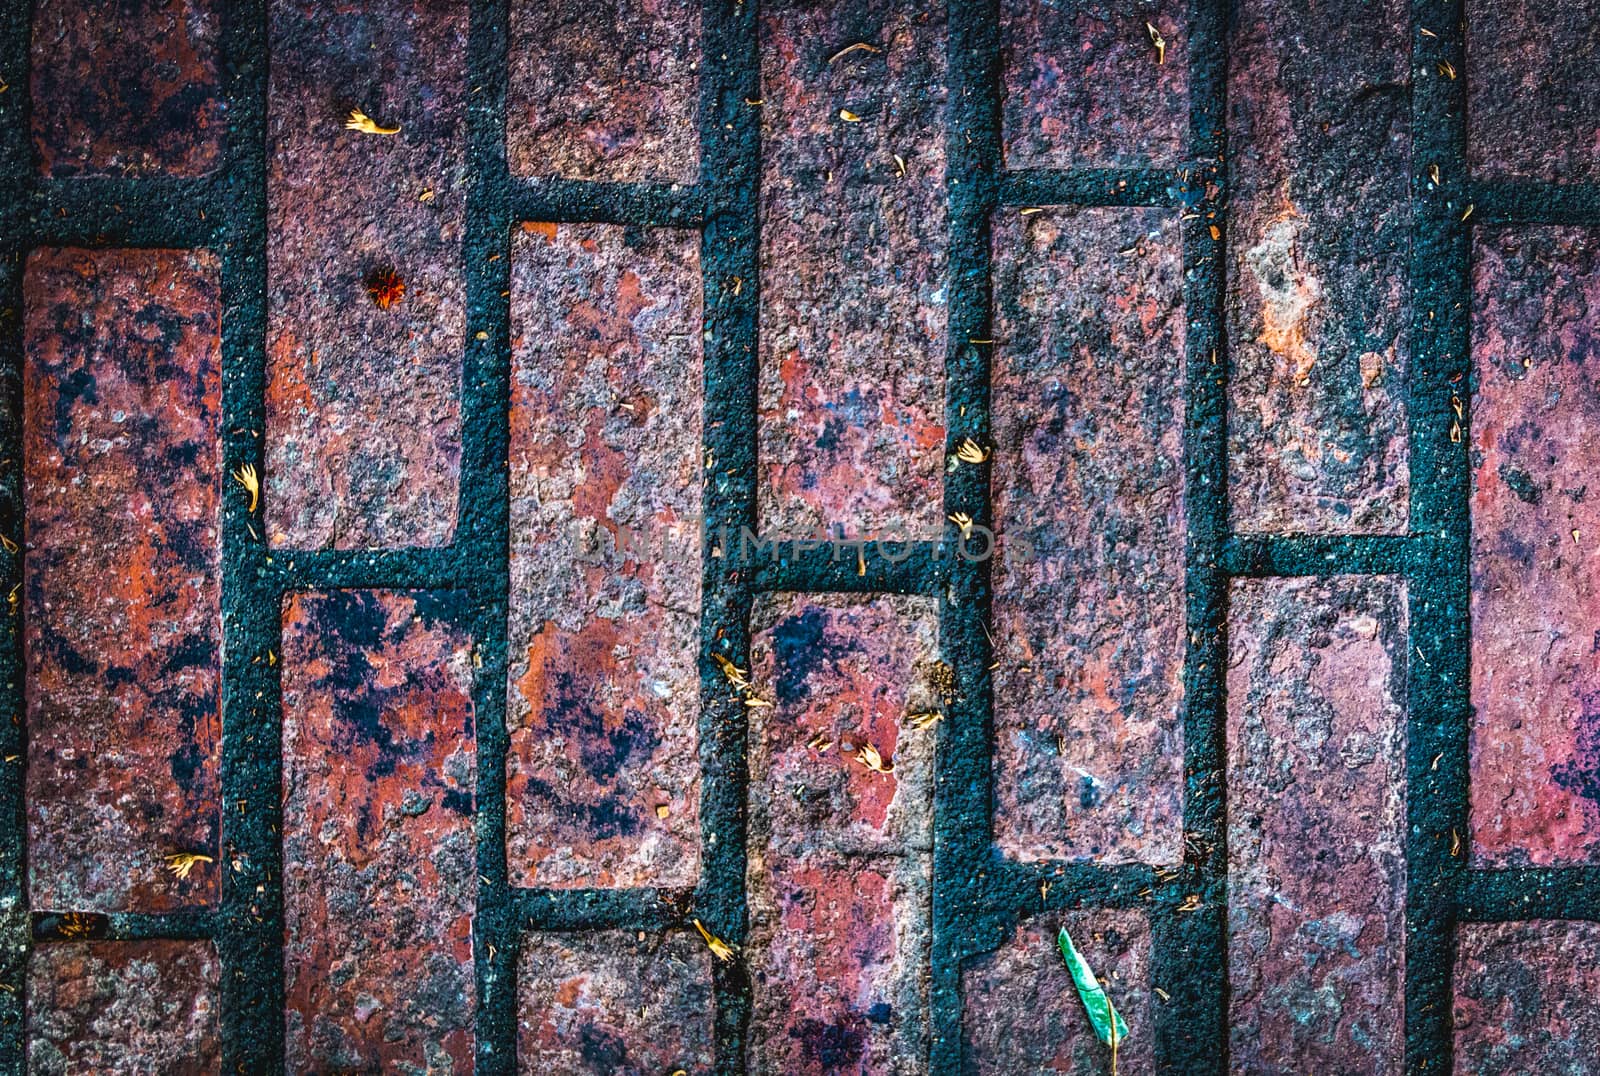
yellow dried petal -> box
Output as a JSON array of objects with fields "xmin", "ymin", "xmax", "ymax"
[{"xmin": 346, "ymin": 108, "xmax": 400, "ymax": 136}]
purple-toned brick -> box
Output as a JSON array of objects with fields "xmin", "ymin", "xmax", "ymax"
[
  {"xmin": 746, "ymin": 594, "xmax": 940, "ymax": 1073},
  {"xmin": 30, "ymin": 0, "xmax": 223, "ymax": 177},
  {"xmin": 990, "ymin": 207, "xmax": 1185, "ymax": 866},
  {"xmin": 28, "ymin": 941, "xmax": 220, "ymax": 1074},
  {"xmin": 23, "ymin": 248, "xmax": 221, "ymax": 914},
  {"xmin": 1227, "ymin": 0, "xmax": 1410, "ymax": 534},
  {"xmin": 265, "ymin": 0, "xmax": 466, "ymax": 548},
  {"xmin": 1454, "ymin": 920, "xmax": 1600, "ymax": 1075},
  {"xmin": 1000, "ymin": 0, "xmax": 1187, "ymax": 170},
  {"xmin": 504, "ymin": 223, "xmax": 703, "ymax": 890},
  {"xmin": 758, "ymin": 0, "xmax": 947, "ymax": 539},
  {"xmin": 516, "ymin": 931, "xmax": 716, "ymax": 1073},
  {"xmin": 1467, "ymin": 0, "xmax": 1600, "ymax": 183},
  {"xmin": 961, "ymin": 909, "xmax": 1153, "ymax": 1074},
  {"xmin": 1469, "ymin": 227, "xmax": 1600, "ymax": 866},
  {"xmin": 508, "ymin": 0, "xmax": 700, "ymax": 183},
  {"xmin": 281, "ymin": 590, "xmax": 477, "ymax": 1073},
  {"xmin": 1228, "ymin": 577, "xmax": 1408, "ymax": 1074}
]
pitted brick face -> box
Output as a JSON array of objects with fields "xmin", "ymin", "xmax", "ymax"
[{"xmin": 1454, "ymin": 921, "xmax": 1600, "ymax": 1074}]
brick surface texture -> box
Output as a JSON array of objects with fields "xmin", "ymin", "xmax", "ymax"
[{"xmin": 9, "ymin": 0, "xmax": 1600, "ymax": 1072}]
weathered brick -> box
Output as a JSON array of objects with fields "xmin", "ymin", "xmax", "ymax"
[
  {"xmin": 281, "ymin": 590, "xmax": 477, "ymax": 1073},
  {"xmin": 1469, "ymin": 227, "xmax": 1600, "ymax": 866},
  {"xmin": 990, "ymin": 207, "xmax": 1185, "ymax": 866},
  {"xmin": 1227, "ymin": 577, "xmax": 1408, "ymax": 1073},
  {"xmin": 505, "ymin": 223, "xmax": 703, "ymax": 889},
  {"xmin": 999, "ymin": 0, "xmax": 1186, "ymax": 170},
  {"xmin": 266, "ymin": 0, "xmax": 466, "ymax": 548},
  {"xmin": 1466, "ymin": 0, "xmax": 1600, "ymax": 182},
  {"xmin": 516, "ymin": 930, "xmax": 716, "ymax": 1073},
  {"xmin": 27, "ymin": 941, "xmax": 220, "ymax": 1075},
  {"xmin": 758, "ymin": 0, "xmax": 946, "ymax": 539},
  {"xmin": 1454, "ymin": 920, "xmax": 1600, "ymax": 1075},
  {"xmin": 30, "ymin": 0, "xmax": 223, "ymax": 177},
  {"xmin": 23, "ymin": 247, "xmax": 221, "ymax": 913},
  {"xmin": 961, "ymin": 910, "xmax": 1153, "ymax": 1074},
  {"xmin": 746, "ymin": 594, "xmax": 939, "ymax": 1074},
  {"xmin": 1227, "ymin": 0, "xmax": 1409, "ymax": 533},
  {"xmin": 508, "ymin": 0, "xmax": 700, "ymax": 183}
]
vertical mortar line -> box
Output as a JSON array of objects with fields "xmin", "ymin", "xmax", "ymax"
[
  {"xmin": 933, "ymin": 0, "xmax": 999, "ymax": 1072},
  {"xmin": 464, "ymin": 0, "xmax": 516, "ymax": 1070},
  {"xmin": 1405, "ymin": 0, "xmax": 1469, "ymax": 1070},
  {"xmin": 216, "ymin": 0, "xmax": 283, "ymax": 1067},
  {"xmin": 698, "ymin": 2, "xmax": 760, "ymax": 1070}
]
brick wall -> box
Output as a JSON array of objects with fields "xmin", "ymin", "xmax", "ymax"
[{"xmin": 3, "ymin": 0, "xmax": 1600, "ymax": 1073}]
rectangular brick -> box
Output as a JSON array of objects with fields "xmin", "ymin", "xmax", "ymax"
[
  {"xmin": 281, "ymin": 590, "xmax": 477, "ymax": 1072},
  {"xmin": 508, "ymin": 0, "xmax": 700, "ymax": 183},
  {"xmin": 1227, "ymin": 577, "xmax": 1407, "ymax": 1073},
  {"xmin": 1467, "ymin": 0, "xmax": 1600, "ymax": 182},
  {"xmin": 1469, "ymin": 226, "xmax": 1600, "ymax": 866},
  {"xmin": 999, "ymin": 0, "xmax": 1187, "ymax": 170},
  {"xmin": 517, "ymin": 930, "xmax": 716, "ymax": 1073},
  {"xmin": 30, "ymin": 0, "xmax": 223, "ymax": 177},
  {"xmin": 1454, "ymin": 920, "xmax": 1600, "ymax": 1075},
  {"xmin": 1227, "ymin": 0, "xmax": 1409, "ymax": 533},
  {"xmin": 28, "ymin": 941, "xmax": 220, "ymax": 1073},
  {"xmin": 990, "ymin": 207, "xmax": 1185, "ymax": 866},
  {"xmin": 504, "ymin": 223, "xmax": 703, "ymax": 889},
  {"xmin": 265, "ymin": 0, "xmax": 466, "ymax": 548},
  {"xmin": 961, "ymin": 910, "xmax": 1152, "ymax": 1073},
  {"xmin": 746, "ymin": 594, "xmax": 940, "ymax": 1073},
  {"xmin": 23, "ymin": 248, "xmax": 221, "ymax": 914},
  {"xmin": 758, "ymin": 1, "xmax": 946, "ymax": 539}
]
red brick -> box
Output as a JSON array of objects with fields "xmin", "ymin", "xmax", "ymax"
[
  {"xmin": 1227, "ymin": 0, "xmax": 1409, "ymax": 534},
  {"xmin": 1453, "ymin": 920, "xmax": 1600, "ymax": 1075},
  {"xmin": 266, "ymin": 0, "xmax": 466, "ymax": 548},
  {"xmin": 27, "ymin": 941, "xmax": 220, "ymax": 1074},
  {"xmin": 961, "ymin": 910, "xmax": 1153, "ymax": 1074},
  {"xmin": 758, "ymin": 1, "xmax": 946, "ymax": 539},
  {"xmin": 30, "ymin": 0, "xmax": 223, "ymax": 177},
  {"xmin": 999, "ymin": 0, "xmax": 1186, "ymax": 170},
  {"xmin": 1467, "ymin": 0, "xmax": 1600, "ymax": 182},
  {"xmin": 516, "ymin": 931, "xmax": 715, "ymax": 1073},
  {"xmin": 504, "ymin": 223, "xmax": 703, "ymax": 889},
  {"xmin": 1227, "ymin": 577, "xmax": 1407, "ymax": 1073},
  {"xmin": 508, "ymin": 0, "xmax": 700, "ymax": 183},
  {"xmin": 1469, "ymin": 227, "xmax": 1600, "ymax": 866},
  {"xmin": 23, "ymin": 248, "xmax": 221, "ymax": 914},
  {"xmin": 281, "ymin": 590, "xmax": 476, "ymax": 1072},
  {"xmin": 990, "ymin": 207, "xmax": 1185, "ymax": 866},
  {"xmin": 746, "ymin": 595, "xmax": 940, "ymax": 1073}
]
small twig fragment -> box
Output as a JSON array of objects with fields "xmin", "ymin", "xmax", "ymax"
[
  {"xmin": 828, "ymin": 42, "xmax": 882, "ymax": 64},
  {"xmin": 1147, "ymin": 21, "xmax": 1166, "ymax": 64}
]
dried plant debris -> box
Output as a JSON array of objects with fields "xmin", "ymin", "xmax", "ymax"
[
  {"xmin": 1058, "ymin": 927, "xmax": 1130, "ymax": 1057},
  {"xmin": 854, "ymin": 743, "xmax": 894, "ymax": 774},
  {"xmin": 693, "ymin": 918, "xmax": 736, "ymax": 963},
  {"xmin": 366, "ymin": 267, "xmax": 406, "ymax": 310},
  {"xmin": 710, "ymin": 652, "xmax": 750, "ymax": 692},
  {"xmin": 1146, "ymin": 21, "xmax": 1167, "ymax": 64},
  {"xmin": 345, "ymin": 108, "xmax": 400, "ymax": 135},
  {"xmin": 164, "ymin": 852, "xmax": 214, "ymax": 880},
  {"xmin": 955, "ymin": 437, "xmax": 991, "ymax": 465},
  {"xmin": 231, "ymin": 463, "xmax": 260, "ymax": 513}
]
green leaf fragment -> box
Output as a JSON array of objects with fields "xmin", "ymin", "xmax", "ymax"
[{"xmin": 1057, "ymin": 927, "xmax": 1130, "ymax": 1048}]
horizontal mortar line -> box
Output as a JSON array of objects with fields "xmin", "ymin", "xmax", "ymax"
[
  {"xmin": 742, "ymin": 538, "xmax": 951, "ymax": 595},
  {"xmin": 995, "ymin": 859, "xmax": 1172, "ymax": 914},
  {"xmin": 267, "ymin": 545, "xmax": 476, "ymax": 592},
  {"xmin": 31, "ymin": 909, "xmax": 217, "ymax": 942},
  {"xmin": 1457, "ymin": 867, "xmax": 1600, "ymax": 921},
  {"xmin": 507, "ymin": 176, "xmax": 704, "ymax": 227},
  {"xmin": 1467, "ymin": 181, "xmax": 1600, "ymax": 226},
  {"xmin": 999, "ymin": 166, "xmax": 1183, "ymax": 209},
  {"xmin": 1221, "ymin": 532, "xmax": 1413, "ymax": 577},
  {"xmin": 512, "ymin": 886, "xmax": 692, "ymax": 932},
  {"xmin": 22, "ymin": 175, "xmax": 220, "ymax": 247}
]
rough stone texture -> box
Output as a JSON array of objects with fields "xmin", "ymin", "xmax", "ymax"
[
  {"xmin": 29, "ymin": 0, "xmax": 223, "ymax": 178},
  {"xmin": 745, "ymin": 594, "xmax": 940, "ymax": 1075},
  {"xmin": 1454, "ymin": 920, "xmax": 1600, "ymax": 1075},
  {"xmin": 27, "ymin": 942, "xmax": 221, "ymax": 1075},
  {"xmin": 758, "ymin": 0, "xmax": 946, "ymax": 539},
  {"xmin": 1227, "ymin": 0, "xmax": 1409, "ymax": 534},
  {"xmin": 265, "ymin": 0, "xmax": 466, "ymax": 548},
  {"xmin": 990, "ymin": 207, "xmax": 1185, "ymax": 866},
  {"xmin": 281, "ymin": 590, "xmax": 477, "ymax": 1073},
  {"xmin": 23, "ymin": 248, "xmax": 222, "ymax": 914},
  {"xmin": 1227, "ymin": 577, "xmax": 1408, "ymax": 1075},
  {"xmin": 505, "ymin": 223, "xmax": 703, "ymax": 889},
  {"xmin": 508, "ymin": 0, "xmax": 700, "ymax": 183},
  {"xmin": 516, "ymin": 931, "xmax": 716, "ymax": 1074},
  {"xmin": 1466, "ymin": 0, "xmax": 1600, "ymax": 183},
  {"xmin": 999, "ymin": 0, "xmax": 1187, "ymax": 170},
  {"xmin": 1469, "ymin": 227, "xmax": 1600, "ymax": 866},
  {"xmin": 961, "ymin": 909, "xmax": 1153, "ymax": 1074}
]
